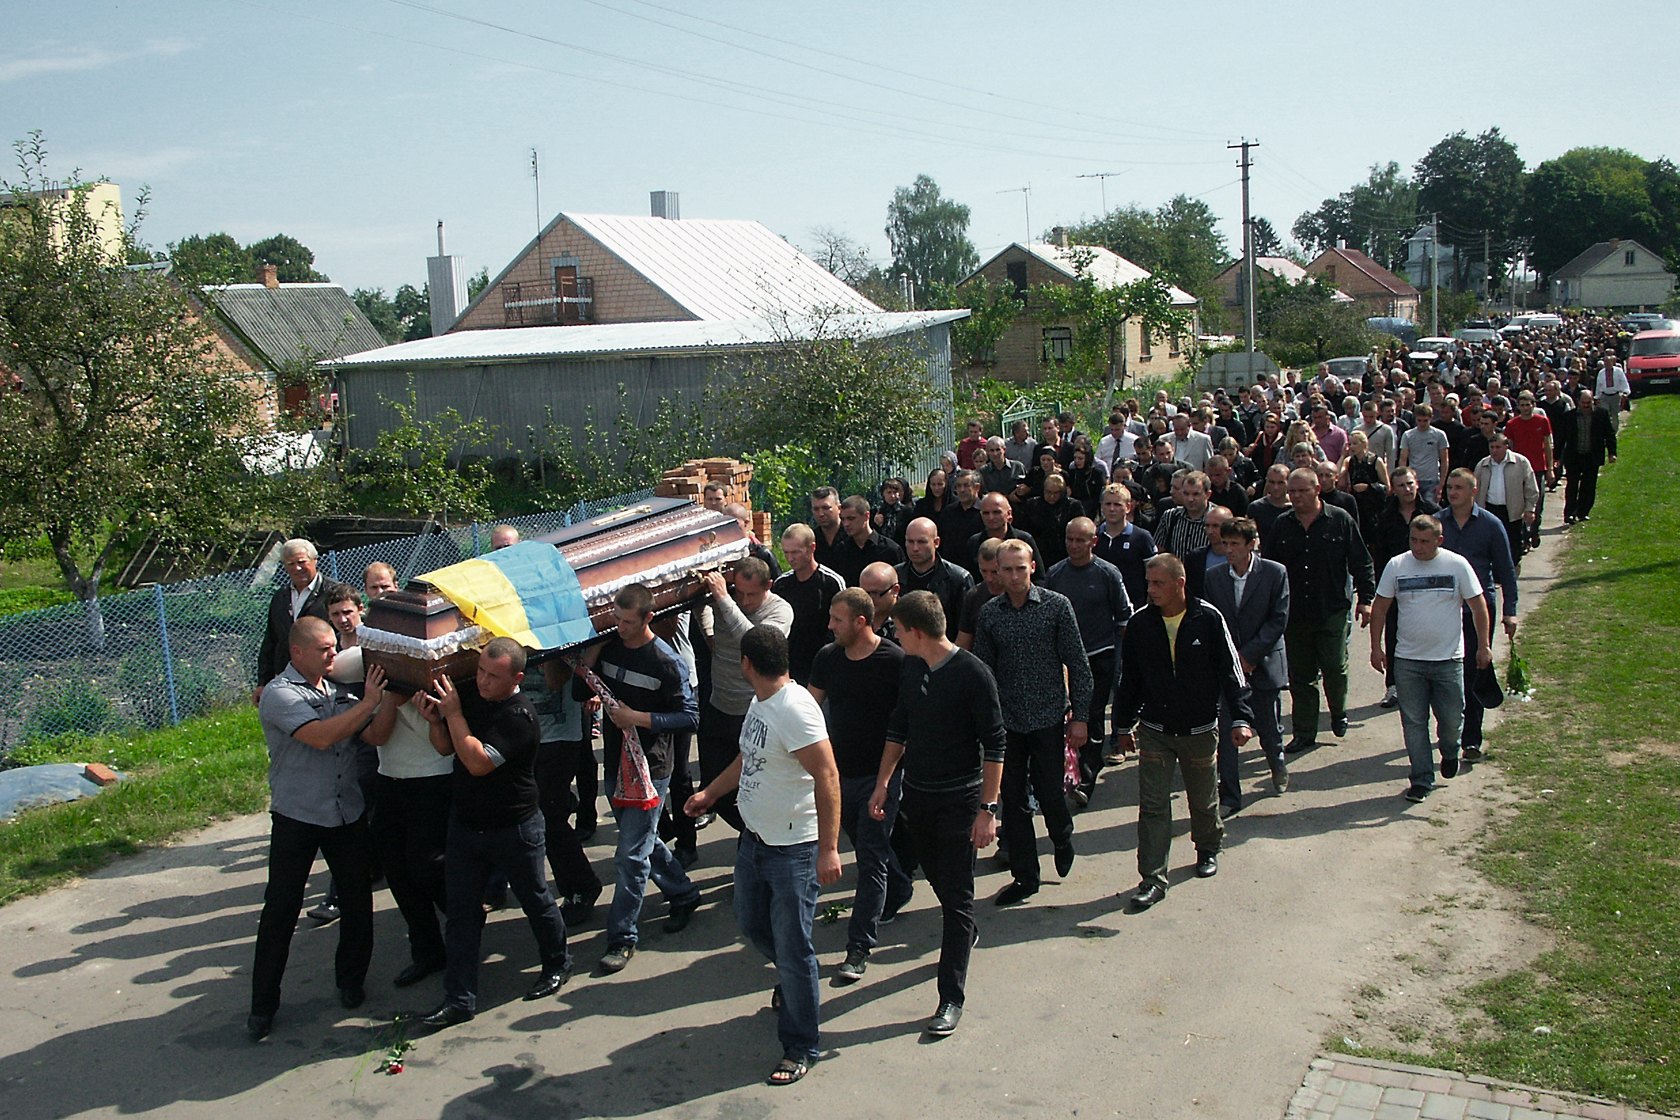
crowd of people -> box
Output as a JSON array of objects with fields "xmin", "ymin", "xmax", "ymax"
[{"xmin": 243, "ymin": 313, "xmax": 1633, "ymax": 1085}]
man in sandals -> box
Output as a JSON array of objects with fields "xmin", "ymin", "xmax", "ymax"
[{"xmin": 686, "ymin": 625, "xmax": 842, "ymax": 1086}]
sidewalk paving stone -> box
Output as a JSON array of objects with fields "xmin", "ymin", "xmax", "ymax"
[{"xmin": 1287, "ymin": 1055, "xmax": 1678, "ymax": 1120}]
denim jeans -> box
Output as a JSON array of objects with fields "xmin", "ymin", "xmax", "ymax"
[
  {"xmin": 733, "ymin": 829, "xmax": 821, "ymax": 1063},
  {"xmin": 1394, "ymin": 657, "xmax": 1463, "ymax": 791},
  {"xmin": 251, "ymin": 811, "xmax": 373, "ymax": 1017},
  {"xmin": 1136, "ymin": 727, "xmax": 1221, "ymax": 889},
  {"xmin": 606, "ymin": 773, "xmax": 698, "ymax": 948},
  {"xmin": 839, "ymin": 772, "xmax": 911, "ymax": 952},
  {"xmin": 442, "ymin": 813, "xmax": 571, "ymax": 1013}
]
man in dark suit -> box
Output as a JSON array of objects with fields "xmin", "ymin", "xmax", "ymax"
[
  {"xmin": 1556, "ymin": 388, "xmax": 1618, "ymax": 524},
  {"xmin": 255, "ymin": 538, "xmax": 337, "ymax": 704},
  {"xmin": 1203, "ymin": 518, "xmax": 1291, "ymax": 815}
]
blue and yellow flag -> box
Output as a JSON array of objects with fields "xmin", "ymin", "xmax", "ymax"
[{"xmin": 422, "ymin": 541, "xmax": 596, "ymax": 651}]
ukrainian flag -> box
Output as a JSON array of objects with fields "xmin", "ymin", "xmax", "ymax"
[{"xmin": 422, "ymin": 541, "xmax": 596, "ymax": 652}]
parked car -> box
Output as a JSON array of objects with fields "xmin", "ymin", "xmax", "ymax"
[
  {"xmin": 1452, "ymin": 328, "xmax": 1500, "ymax": 343},
  {"xmin": 1326, "ymin": 356, "xmax": 1370, "ymax": 383},
  {"xmin": 1627, "ymin": 329, "xmax": 1680, "ymax": 396},
  {"xmin": 1621, "ymin": 312, "xmax": 1666, "ymax": 333},
  {"xmin": 1365, "ymin": 316, "xmax": 1417, "ymax": 346}
]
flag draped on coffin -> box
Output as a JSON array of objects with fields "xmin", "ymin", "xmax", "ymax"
[{"xmin": 422, "ymin": 541, "xmax": 596, "ymax": 651}]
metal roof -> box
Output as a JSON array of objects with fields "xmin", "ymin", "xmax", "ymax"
[
  {"xmin": 1306, "ymin": 247, "xmax": 1420, "ymax": 297},
  {"xmin": 324, "ymin": 310, "xmax": 968, "ymax": 369},
  {"xmin": 1216, "ymin": 257, "xmax": 1355, "ymax": 301},
  {"xmin": 1551, "ymin": 238, "xmax": 1669, "ymax": 278},
  {"xmin": 205, "ymin": 282, "xmax": 389, "ymax": 368},
  {"xmin": 970, "ymin": 242, "xmax": 1198, "ymax": 306}
]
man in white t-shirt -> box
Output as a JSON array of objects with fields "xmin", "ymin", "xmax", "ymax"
[
  {"xmin": 1369, "ymin": 514, "xmax": 1490, "ymax": 804},
  {"xmin": 686, "ymin": 625, "xmax": 841, "ymax": 1088}
]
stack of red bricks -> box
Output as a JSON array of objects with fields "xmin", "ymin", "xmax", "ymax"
[{"xmin": 655, "ymin": 457, "xmax": 769, "ymax": 542}]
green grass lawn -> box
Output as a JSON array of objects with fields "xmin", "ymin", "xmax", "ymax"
[
  {"xmin": 1385, "ymin": 396, "xmax": 1680, "ymax": 1110},
  {"xmin": 0, "ymin": 706, "xmax": 267, "ymax": 905}
]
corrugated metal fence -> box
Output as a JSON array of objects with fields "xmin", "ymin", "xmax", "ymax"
[{"xmin": 0, "ymin": 488, "xmax": 654, "ymax": 755}]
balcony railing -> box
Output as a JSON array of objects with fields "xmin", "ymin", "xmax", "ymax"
[{"xmin": 503, "ymin": 277, "xmax": 595, "ymax": 326}]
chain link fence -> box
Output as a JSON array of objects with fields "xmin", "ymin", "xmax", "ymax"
[{"xmin": 0, "ymin": 488, "xmax": 655, "ymax": 757}]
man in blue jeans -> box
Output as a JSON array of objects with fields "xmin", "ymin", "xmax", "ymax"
[
  {"xmin": 1369, "ymin": 514, "xmax": 1491, "ymax": 803},
  {"xmin": 807, "ymin": 586, "xmax": 907, "ymax": 985},
  {"xmin": 687, "ymin": 625, "xmax": 842, "ymax": 1088},
  {"xmin": 576, "ymin": 583, "xmax": 702, "ymax": 974}
]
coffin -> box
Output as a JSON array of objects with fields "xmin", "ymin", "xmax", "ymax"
[{"xmin": 360, "ymin": 497, "xmax": 748, "ymax": 692}]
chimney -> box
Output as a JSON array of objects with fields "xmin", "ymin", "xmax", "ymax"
[
  {"xmin": 1336, "ymin": 238, "xmax": 1347, "ymax": 251},
  {"xmin": 427, "ymin": 219, "xmax": 469, "ymax": 336},
  {"xmin": 258, "ymin": 262, "xmax": 279, "ymax": 288},
  {"xmin": 1051, "ymin": 226, "xmax": 1069, "ymax": 249},
  {"xmin": 650, "ymin": 190, "xmax": 680, "ymax": 220}
]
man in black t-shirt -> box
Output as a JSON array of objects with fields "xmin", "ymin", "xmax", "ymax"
[
  {"xmin": 870, "ymin": 591, "xmax": 1006, "ymax": 1037},
  {"xmin": 955, "ymin": 537, "xmax": 1005, "ymax": 650},
  {"xmin": 417, "ymin": 638, "xmax": 572, "ymax": 1027},
  {"xmin": 808, "ymin": 587, "xmax": 906, "ymax": 985},
  {"xmin": 773, "ymin": 523, "xmax": 846, "ymax": 684}
]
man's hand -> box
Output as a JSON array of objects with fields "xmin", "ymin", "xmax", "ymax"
[
  {"xmin": 1115, "ymin": 730, "xmax": 1136, "ymax": 755},
  {"xmin": 1065, "ymin": 720, "xmax": 1088, "ymax": 751},
  {"xmin": 1356, "ymin": 603, "xmax": 1372, "ymax": 628},
  {"xmin": 1231, "ymin": 725, "xmax": 1254, "ymax": 747},
  {"xmin": 251, "ymin": 686, "xmax": 264, "ymax": 707},
  {"xmin": 700, "ymin": 571, "xmax": 728, "ymax": 600},
  {"xmin": 1502, "ymin": 616, "xmax": 1518, "ymax": 638},
  {"xmin": 868, "ymin": 784, "xmax": 889, "ymax": 821},
  {"xmin": 1476, "ymin": 643, "xmax": 1493, "ymax": 670},
  {"xmin": 606, "ymin": 699, "xmax": 642, "ymax": 731},
  {"xmin": 817, "ymin": 847, "xmax": 842, "ymax": 887},
  {"xmin": 1524, "ymin": 511, "xmax": 1537, "ymax": 524},
  {"xmin": 1370, "ymin": 648, "xmax": 1387, "ymax": 674},
  {"xmin": 971, "ymin": 809, "xmax": 998, "ymax": 849},
  {"xmin": 1240, "ymin": 654, "xmax": 1256, "ymax": 675},
  {"xmin": 684, "ymin": 789, "xmax": 714, "ymax": 818},
  {"xmin": 362, "ymin": 664, "xmax": 387, "ymax": 706},
  {"xmin": 432, "ymin": 674, "xmax": 463, "ymax": 719}
]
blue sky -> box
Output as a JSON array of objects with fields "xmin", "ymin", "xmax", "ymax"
[{"xmin": 3, "ymin": 0, "xmax": 1664, "ymax": 295}]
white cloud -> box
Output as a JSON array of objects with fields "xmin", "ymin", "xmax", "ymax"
[{"xmin": 0, "ymin": 38, "xmax": 193, "ymax": 83}]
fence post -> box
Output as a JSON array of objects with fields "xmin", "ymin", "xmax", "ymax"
[
  {"xmin": 470, "ymin": 522, "xmax": 481, "ymax": 556},
  {"xmin": 153, "ymin": 584, "xmax": 181, "ymax": 727},
  {"xmin": 327, "ymin": 549, "xmax": 342, "ymax": 583}
]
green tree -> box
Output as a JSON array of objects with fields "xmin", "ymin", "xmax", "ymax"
[
  {"xmin": 353, "ymin": 287, "xmax": 404, "ymax": 343},
  {"xmin": 1292, "ymin": 161, "xmax": 1420, "ymax": 270},
  {"xmin": 725, "ymin": 309, "xmax": 944, "ymax": 491},
  {"xmin": 1414, "ymin": 129, "xmax": 1524, "ymax": 289},
  {"xmin": 1065, "ymin": 193, "xmax": 1228, "ymax": 295},
  {"xmin": 246, "ymin": 233, "xmax": 327, "ymax": 282},
  {"xmin": 1255, "ymin": 274, "xmax": 1373, "ymax": 364},
  {"xmin": 349, "ymin": 383, "xmax": 495, "ymax": 523},
  {"xmin": 467, "ymin": 266, "xmax": 491, "ymax": 301},
  {"xmin": 1250, "ymin": 216, "xmax": 1285, "ymax": 258},
  {"xmin": 168, "ymin": 231, "xmax": 253, "ymax": 285},
  {"xmin": 1033, "ymin": 249, "xmax": 1193, "ymax": 412},
  {"xmin": 926, "ymin": 278, "xmax": 1021, "ymax": 367},
  {"xmin": 884, "ymin": 174, "xmax": 978, "ymax": 302},
  {"xmin": 0, "ymin": 135, "xmax": 265, "ymax": 618},
  {"xmin": 395, "ymin": 283, "xmax": 431, "ymax": 341},
  {"xmin": 1522, "ymin": 147, "xmax": 1679, "ymax": 280}
]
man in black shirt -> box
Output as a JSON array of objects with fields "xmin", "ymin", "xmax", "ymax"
[
  {"xmin": 417, "ymin": 638, "xmax": 572, "ymax": 1027},
  {"xmin": 872, "ymin": 591, "xmax": 1005, "ymax": 1037},
  {"xmin": 829, "ymin": 495, "xmax": 905, "ymax": 587},
  {"xmin": 955, "ymin": 537, "xmax": 1004, "ymax": 650},
  {"xmin": 773, "ymin": 523, "xmax": 846, "ymax": 683},
  {"xmin": 896, "ymin": 517, "xmax": 973, "ymax": 641},
  {"xmin": 808, "ymin": 587, "xmax": 907, "ymax": 985}
]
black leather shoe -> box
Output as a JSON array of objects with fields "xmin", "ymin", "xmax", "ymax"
[
  {"xmin": 1283, "ymin": 738, "xmax": 1317, "ymax": 755},
  {"xmin": 246, "ymin": 1013, "xmax": 273, "ymax": 1041},
  {"xmin": 1440, "ymin": 755, "xmax": 1460, "ymax": 779},
  {"xmin": 1068, "ymin": 784, "xmax": 1089, "ymax": 809},
  {"xmin": 339, "ymin": 986, "xmax": 366, "ymax": 1010},
  {"xmin": 925, "ymin": 1001, "xmax": 963, "ymax": 1036},
  {"xmin": 524, "ymin": 967, "xmax": 573, "ymax": 1001},
  {"xmin": 663, "ymin": 896, "xmax": 700, "ymax": 934},
  {"xmin": 1219, "ymin": 802, "xmax": 1240, "ymax": 820},
  {"xmin": 1130, "ymin": 882, "xmax": 1166, "ymax": 910},
  {"xmin": 560, "ymin": 890, "xmax": 600, "ymax": 927},
  {"xmin": 1054, "ymin": 842, "xmax": 1075, "ymax": 878},
  {"xmin": 1195, "ymin": 851, "xmax": 1219, "ymax": 878},
  {"xmin": 394, "ymin": 959, "xmax": 444, "ymax": 988},
  {"xmin": 420, "ymin": 1003, "xmax": 475, "ymax": 1028},
  {"xmin": 1331, "ymin": 716, "xmax": 1350, "ymax": 738},
  {"xmin": 995, "ymin": 880, "xmax": 1038, "ymax": 906}
]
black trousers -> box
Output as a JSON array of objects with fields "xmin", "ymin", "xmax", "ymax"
[
  {"xmin": 1564, "ymin": 457, "xmax": 1601, "ymax": 519},
  {"xmin": 902, "ymin": 785, "xmax": 979, "ymax": 1008},
  {"xmin": 1001, "ymin": 723, "xmax": 1074, "ymax": 887},
  {"xmin": 536, "ymin": 739, "xmax": 602, "ymax": 897},
  {"xmin": 1076, "ymin": 652, "xmax": 1118, "ymax": 789},
  {"xmin": 1461, "ymin": 597, "xmax": 1498, "ymax": 749},
  {"xmin": 251, "ymin": 811, "xmax": 373, "ymax": 1017},
  {"xmin": 372, "ymin": 774, "xmax": 450, "ymax": 968},
  {"xmin": 1485, "ymin": 502, "xmax": 1525, "ymax": 564},
  {"xmin": 697, "ymin": 702, "xmax": 747, "ymax": 831},
  {"xmin": 443, "ymin": 813, "xmax": 571, "ymax": 1013},
  {"xmin": 659, "ymin": 731, "xmax": 698, "ymax": 852}
]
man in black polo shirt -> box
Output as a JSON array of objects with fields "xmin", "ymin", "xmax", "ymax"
[
  {"xmin": 808, "ymin": 587, "xmax": 907, "ymax": 985},
  {"xmin": 417, "ymin": 638, "xmax": 572, "ymax": 1027},
  {"xmin": 871, "ymin": 590, "xmax": 1005, "ymax": 1037}
]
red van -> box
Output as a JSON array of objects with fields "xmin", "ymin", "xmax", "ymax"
[{"xmin": 1628, "ymin": 330, "xmax": 1680, "ymax": 396}]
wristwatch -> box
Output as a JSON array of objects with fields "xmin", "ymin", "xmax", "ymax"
[{"xmin": 979, "ymin": 802, "xmax": 1001, "ymax": 817}]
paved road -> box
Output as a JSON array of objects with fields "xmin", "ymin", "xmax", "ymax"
[{"xmin": 0, "ymin": 503, "xmax": 1573, "ymax": 1120}]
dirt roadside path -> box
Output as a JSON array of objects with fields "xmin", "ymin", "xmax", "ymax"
[{"xmin": 0, "ymin": 499, "xmax": 1567, "ymax": 1120}]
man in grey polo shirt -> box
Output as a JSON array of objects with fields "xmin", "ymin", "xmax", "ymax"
[{"xmin": 249, "ymin": 615, "xmax": 388, "ymax": 1041}]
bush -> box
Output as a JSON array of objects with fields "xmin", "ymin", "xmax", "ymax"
[
  {"xmin": 21, "ymin": 678, "xmax": 116, "ymax": 743},
  {"xmin": 117, "ymin": 650, "xmax": 229, "ymax": 730}
]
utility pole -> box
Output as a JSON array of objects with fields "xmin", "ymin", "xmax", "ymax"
[
  {"xmin": 1483, "ymin": 229, "xmax": 1491, "ymax": 304},
  {"xmin": 530, "ymin": 148, "xmax": 542, "ymax": 241},
  {"xmin": 1229, "ymin": 138, "xmax": 1258, "ymax": 355},
  {"xmin": 997, "ymin": 185, "xmax": 1032, "ymax": 243},
  {"xmin": 1076, "ymin": 170, "xmax": 1126, "ymax": 215},
  {"xmin": 1429, "ymin": 211, "xmax": 1439, "ymax": 335}
]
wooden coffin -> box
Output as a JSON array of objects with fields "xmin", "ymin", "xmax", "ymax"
[{"xmin": 361, "ymin": 497, "xmax": 749, "ymax": 690}]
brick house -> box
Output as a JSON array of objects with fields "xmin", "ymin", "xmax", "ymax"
[
  {"xmin": 1304, "ymin": 246, "xmax": 1420, "ymax": 322},
  {"xmin": 1212, "ymin": 256, "xmax": 1352, "ymax": 317},
  {"xmin": 960, "ymin": 239, "xmax": 1199, "ymax": 384}
]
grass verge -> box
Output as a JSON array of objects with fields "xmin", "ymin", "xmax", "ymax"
[
  {"xmin": 0, "ymin": 705, "xmax": 267, "ymax": 906},
  {"xmin": 1369, "ymin": 396, "xmax": 1680, "ymax": 1110}
]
